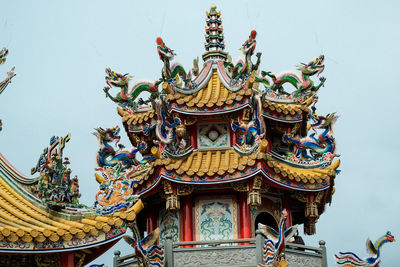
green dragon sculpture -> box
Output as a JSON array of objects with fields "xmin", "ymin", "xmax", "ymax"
[
  {"xmin": 103, "ymin": 68, "xmax": 160, "ymax": 108},
  {"xmin": 265, "ymin": 55, "xmax": 326, "ymax": 97}
]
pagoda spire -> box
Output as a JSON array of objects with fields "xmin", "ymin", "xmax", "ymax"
[{"xmin": 202, "ymin": 4, "xmax": 228, "ymax": 62}]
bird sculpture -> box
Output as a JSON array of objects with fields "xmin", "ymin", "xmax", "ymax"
[
  {"xmin": 258, "ymin": 209, "xmax": 298, "ymax": 267},
  {"xmin": 334, "ymin": 231, "xmax": 395, "ymax": 266},
  {"xmin": 124, "ymin": 222, "xmax": 165, "ymax": 267}
]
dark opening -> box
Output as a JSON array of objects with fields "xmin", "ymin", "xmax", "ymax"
[{"xmin": 255, "ymin": 211, "xmax": 278, "ymax": 232}]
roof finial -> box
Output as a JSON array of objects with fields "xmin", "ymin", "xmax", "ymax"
[{"xmin": 202, "ymin": 4, "xmax": 228, "ymax": 62}]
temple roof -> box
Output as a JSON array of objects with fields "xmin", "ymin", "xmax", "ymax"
[
  {"xmin": 127, "ymin": 148, "xmax": 340, "ymax": 195},
  {"xmin": 266, "ymin": 154, "xmax": 340, "ymax": 184},
  {"xmin": 162, "ymin": 149, "xmax": 260, "ymax": 176},
  {"xmin": 262, "ymin": 95, "xmax": 316, "ymax": 123},
  {"xmin": 167, "ymin": 69, "xmax": 252, "ymax": 110},
  {"xmin": 0, "ymin": 152, "xmax": 142, "ymax": 253},
  {"xmin": 117, "ymin": 107, "xmax": 155, "ymax": 127}
]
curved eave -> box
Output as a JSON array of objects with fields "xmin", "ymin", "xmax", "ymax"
[
  {"xmin": 170, "ymin": 101, "xmax": 251, "ymax": 115},
  {"xmin": 117, "ymin": 107, "xmax": 156, "ymax": 129},
  {"xmin": 0, "ymin": 231, "xmax": 125, "ymax": 254},
  {"xmin": 0, "ymin": 154, "xmax": 143, "ymax": 252},
  {"xmin": 130, "ymin": 150, "xmax": 340, "ymax": 196},
  {"xmin": 262, "ymin": 96, "xmax": 314, "ymax": 122},
  {"xmin": 0, "ymin": 153, "xmax": 38, "ymax": 185}
]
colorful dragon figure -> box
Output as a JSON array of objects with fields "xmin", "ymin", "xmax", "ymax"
[
  {"xmin": 334, "ymin": 231, "xmax": 395, "ymax": 266},
  {"xmin": 280, "ymin": 113, "xmax": 338, "ymax": 162},
  {"xmin": 258, "ymin": 209, "xmax": 298, "ymax": 267},
  {"xmin": 225, "ymin": 30, "xmax": 261, "ymax": 85},
  {"xmin": 103, "ymin": 68, "xmax": 159, "ymax": 109},
  {"xmin": 265, "ymin": 55, "xmax": 326, "ymax": 97},
  {"xmin": 94, "ymin": 175, "xmax": 139, "ymax": 215},
  {"xmin": 93, "ymin": 126, "xmax": 146, "ymax": 171},
  {"xmin": 157, "ymin": 37, "xmax": 175, "ymax": 81},
  {"xmin": 153, "ymin": 97, "xmax": 181, "ymax": 144},
  {"xmin": 156, "ymin": 37, "xmax": 199, "ymax": 91},
  {"xmin": 124, "ymin": 222, "xmax": 165, "ymax": 267},
  {"xmin": 231, "ymin": 95, "xmax": 265, "ymax": 154}
]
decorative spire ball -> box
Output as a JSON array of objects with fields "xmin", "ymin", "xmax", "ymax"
[
  {"xmin": 251, "ymin": 30, "xmax": 257, "ymax": 40},
  {"xmin": 156, "ymin": 37, "xmax": 163, "ymax": 46}
]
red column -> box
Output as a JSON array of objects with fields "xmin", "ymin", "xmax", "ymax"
[
  {"xmin": 60, "ymin": 251, "xmax": 75, "ymax": 267},
  {"xmin": 190, "ymin": 125, "xmax": 198, "ymax": 149},
  {"xmin": 147, "ymin": 208, "xmax": 156, "ymax": 234},
  {"xmin": 239, "ymin": 193, "xmax": 251, "ymax": 244},
  {"xmin": 181, "ymin": 195, "xmax": 193, "ymax": 247}
]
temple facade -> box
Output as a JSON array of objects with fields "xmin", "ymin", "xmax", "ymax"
[{"xmin": 96, "ymin": 5, "xmax": 340, "ymax": 263}]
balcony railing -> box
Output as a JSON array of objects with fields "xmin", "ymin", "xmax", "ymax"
[{"xmin": 113, "ymin": 231, "xmax": 328, "ymax": 267}]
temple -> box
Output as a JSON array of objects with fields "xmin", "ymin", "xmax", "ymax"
[
  {"xmin": 0, "ymin": 4, "xmax": 341, "ymax": 267},
  {"xmin": 98, "ymin": 4, "xmax": 340, "ymax": 266}
]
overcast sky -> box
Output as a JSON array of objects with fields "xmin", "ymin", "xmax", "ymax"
[{"xmin": 1, "ymin": 0, "xmax": 399, "ymax": 266}]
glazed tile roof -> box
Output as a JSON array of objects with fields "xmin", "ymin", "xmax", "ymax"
[
  {"xmin": 266, "ymin": 154, "xmax": 340, "ymax": 184},
  {"xmin": 0, "ymin": 159, "xmax": 142, "ymax": 244},
  {"xmin": 161, "ymin": 149, "xmax": 263, "ymax": 176},
  {"xmin": 263, "ymin": 95, "xmax": 315, "ymax": 115},
  {"xmin": 117, "ymin": 107, "xmax": 155, "ymax": 126},
  {"xmin": 166, "ymin": 69, "xmax": 252, "ymax": 108},
  {"xmin": 129, "ymin": 149, "xmax": 339, "ymax": 193}
]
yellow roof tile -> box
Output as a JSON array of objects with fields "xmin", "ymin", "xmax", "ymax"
[
  {"xmin": 161, "ymin": 149, "xmax": 256, "ymax": 177},
  {"xmin": 263, "ymin": 95, "xmax": 316, "ymax": 115},
  {"xmin": 166, "ymin": 69, "xmax": 251, "ymax": 108},
  {"xmin": 266, "ymin": 154, "xmax": 340, "ymax": 184},
  {"xmin": 0, "ymin": 168, "xmax": 143, "ymax": 244},
  {"xmin": 117, "ymin": 107, "xmax": 155, "ymax": 126}
]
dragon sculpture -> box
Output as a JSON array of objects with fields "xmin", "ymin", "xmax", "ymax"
[
  {"xmin": 334, "ymin": 231, "xmax": 395, "ymax": 266},
  {"xmin": 279, "ymin": 112, "xmax": 338, "ymax": 163},
  {"xmin": 93, "ymin": 126, "xmax": 151, "ymax": 214},
  {"xmin": 258, "ymin": 209, "xmax": 298, "ymax": 267},
  {"xmin": 264, "ymin": 55, "xmax": 326, "ymax": 98},
  {"xmin": 225, "ymin": 30, "xmax": 261, "ymax": 85},
  {"xmin": 103, "ymin": 68, "xmax": 159, "ymax": 109},
  {"xmin": 157, "ymin": 37, "xmax": 199, "ymax": 91},
  {"xmin": 93, "ymin": 126, "xmax": 147, "ymax": 171},
  {"xmin": 152, "ymin": 96, "xmax": 193, "ymax": 158},
  {"xmin": 94, "ymin": 175, "xmax": 139, "ymax": 215},
  {"xmin": 157, "ymin": 37, "xmax": 175, "ymax": 81},
  {"xmin": 124, "ymin": 222, "xmax": 165, "ymax": 267},
  {"xmin": 231, "ymin": 95, "xmax": 265, "ymax": 154}
]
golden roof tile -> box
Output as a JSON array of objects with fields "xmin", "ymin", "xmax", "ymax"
[
  {"xmin": 163, "ymin": 149, "xmax": 258, "ymax": 177},
  {"xmin": 263, "ymin": 95, "xmax": 315, "ymax": 115},
  {"xmin": 117, "ymin": 107, "xmax": 155, "ymax": 126},
  {"xmin": 266, "ymin": 154, "xmax": 340, "ymax": 184},
  {"xmin": 0, "ymin": 168, "xmax": 143, "ymax": 244},
  {"xmin": 166, "ymin": 69, "xmax": 252, "ymax": 108}
]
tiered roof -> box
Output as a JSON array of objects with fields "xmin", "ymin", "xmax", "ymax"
[{"xmin": 98, "ymin": 5, "xmax": 340, "ymax": 234}]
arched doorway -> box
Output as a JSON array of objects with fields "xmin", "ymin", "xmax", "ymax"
[{"xmin": 254, "ymin": 211, "xmax": 278, "ymax": 232}]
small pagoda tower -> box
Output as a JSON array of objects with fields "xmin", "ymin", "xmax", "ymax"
[
  {"xmin": 97, "ymin": 5, "xmax": 340, "ymax": 246},
  {"xmin": 203, "ymin": 4, "xmax": 227, "ymax": 61}
]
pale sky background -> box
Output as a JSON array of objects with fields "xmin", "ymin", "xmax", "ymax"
[{"xmin": 0, "ymin": 0, "xmax": 399, "ymax": 266}]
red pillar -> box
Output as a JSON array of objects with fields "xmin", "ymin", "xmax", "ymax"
[
  {"xmin": 181, "ymin": 195, "xmax": 193, "ymax": 247},
  {"xmin": 60, "ymin": 251, "xmax": 75, "ymax": 267},
  {"xmin": 239, "ymin": 193, "xmax": 251, "ymax": 243},
  {"xmin": 146, "ymin": 208, "xmax": 156, "ymax": 234},
  {"xmin": 190, "ymin": 125, "xmax": 198, "ymax": 149}
]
